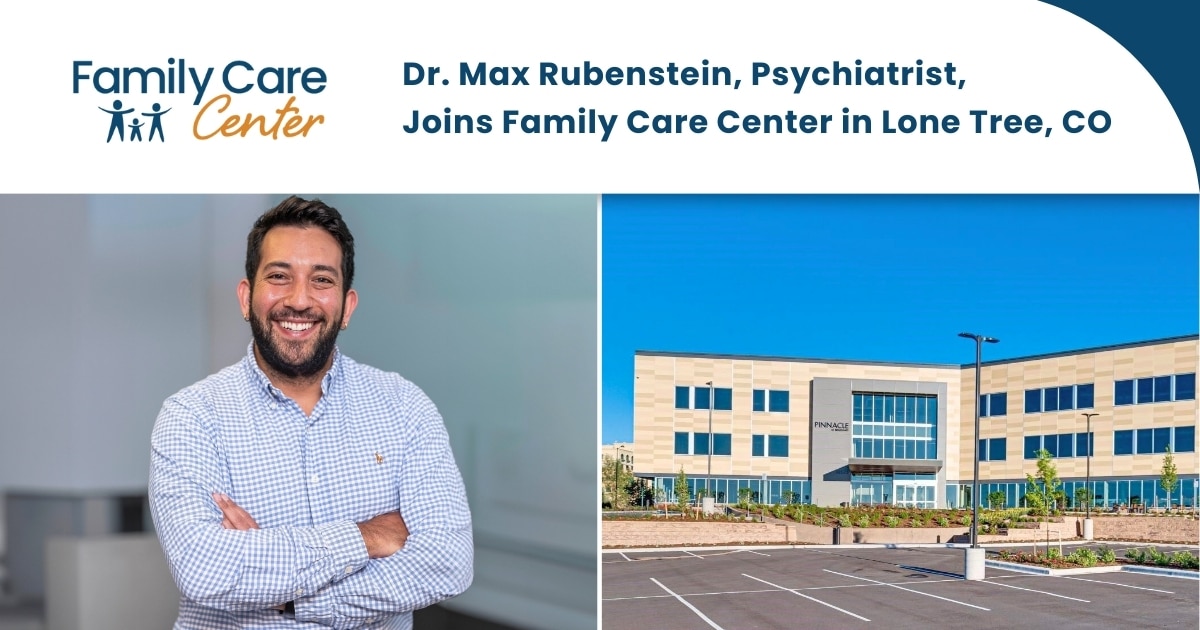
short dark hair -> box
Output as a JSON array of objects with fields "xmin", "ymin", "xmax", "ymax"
[{"xmin": 245, "ymin": 196, "xmax": 355, "ymax": 293}]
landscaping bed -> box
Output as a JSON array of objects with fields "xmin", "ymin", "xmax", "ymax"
[{"xmin": 992, "ymin": 545, "xmax": 1199, "ymax": 571}]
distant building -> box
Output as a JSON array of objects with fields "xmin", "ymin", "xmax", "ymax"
[
  {"xmin": 602, "ymin": 442, "xmax": 635, "ymax": 474},
  {"xmin": 633, "ymin": 335, "xmax": 1198, "ymax": 509}
]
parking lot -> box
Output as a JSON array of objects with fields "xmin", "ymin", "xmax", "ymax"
[{"xmin": 602, "ymin": 544, "xmax": 1199, "ymax": 629}]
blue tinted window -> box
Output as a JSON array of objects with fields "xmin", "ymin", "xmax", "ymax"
[
  {"xmin": 769, "ymin": 390, "xmax": 790, "ymax": 413},
  {"xmin": 978, "ymin": 439, "xmax": 987, "ymax": 461},
  {"xmin": 1043, "ymin": 389, "xmax": 1058, "ymax": 412},
  {"xmin": 1024, "ymin": 435, "xmax": 1041, "ymax": 459},
  {"xmin": 990, "ymin": 437, "xmax": 1006, "ymax": 461},
  {"xmin": 991, "ymin": 393, "xmax": 1007, "ymax": 416},
  {"xmin": 1176, "ymin": 374, "xmax": 1196, "ymax": 401},
  {"xmin": 768, "ymin": 435, "xmax": 789, "ymax": 457},
  {"xmin": 872, "ymin": 395, "xmax": 883, "ymax": 421},
  {"xmin": 927, "ymin": 397, "xmax": 938, "ymax": 423},
  {"xmin": 753, "ymin": 389, "xmax": 766, "ymax": 412},
  {"xmin": 1136, "ymin": 429, "xmax": 1153, "ymax": 454},
  {"xmin": 675, "ymin": 386, "xmax": 690, "ymax": 409},
  {"xmin": 1058, "ymin": 433, "xmax": 1074, "ymax": 458},
  {"xmin": 886, "ymin": 396, "xmax": 896, "ymax": 421},
  {"xmin": 752, "ymin": 434, "xmax": 764, "ymax": 456},
  {"xmin": 1114, "ymin": 430, "xmax": 1134, "ymax": 455},
  {"xmin": 1076, "ymin": 432, "xmax": 1092, "ymax": 457},
  {"xmin": 906, "ymin": 397, "xmax": 917, "ymax": 423},
  {"xmin": 1044, "ymin": 434, "xmax": 1059, "ymax": 457},
  {"xmin": 713, "ymin": 433, "xmax": 732, "ymax": 455},
  {"xmin": 1076, "ymin": 384, "xmax": 1094, "ymax": 409},
  {"xmin": 694, "ymin": 387, "xmax": 711, "ymax": 410},
  {"xmin": 1114, "ymin": 380, "xmax": 1134, "ymax": 405},
  {"xmin": 1175, "ymin": 426, "xmax": 1195, "ymax": 453},
  {"xmin": 1153, "ymin": 427, "xmax": 1171, "ymax": 453},
  {"xmin": 714, "ymin": 387, "xmax": 733, "ymax": 411},
  {"xmin": 1025, "ymin": 389, "xmax": 1041, "ymax": 414},
  {"xmin": 674, "ymin": 432, "xmax": 689, "ymax": 454},
  {"xmin": 1136, "ymin": 378, "xmax": 1153, "ymax": 404},
  {"xmin": 1059, "ymin": 386, "xmax": 1074, "ymax": 411},
  {"xmin": 979, "ymin": 395, "xmax": 986, "ymax": 417},
  {"xmin": 1154, "ymin": 376, "xmax": 1173, "ymax": 403},
  {"xmin": 694, "ymin": 433, "xmax": 710, "ymax": 456}
]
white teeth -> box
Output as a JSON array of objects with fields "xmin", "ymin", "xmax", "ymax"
[{"xmin": 279, "ymin": 321, "xmax": 314, "ymax": 332}]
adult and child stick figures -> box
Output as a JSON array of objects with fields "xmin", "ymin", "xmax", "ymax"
[{"xmin": 99, "ymin": 100, "xmax": 171, "ymax": 142}]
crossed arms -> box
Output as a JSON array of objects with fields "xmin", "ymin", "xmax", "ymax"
[{"xmin": 149, "ymin": 392, "xmax": 473, "ymax": 629}]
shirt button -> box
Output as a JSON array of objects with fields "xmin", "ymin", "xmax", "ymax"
[
  {"xmin": 295, "ymin": 588, "xmax": 303, "ymax": 596},
  {"xmin": 345, "ymin": 565, "xmax": 354, "ymax": 574},
  {"xmin": 310, "ymin": 474, "xmax": 319, "ymax": 484}
]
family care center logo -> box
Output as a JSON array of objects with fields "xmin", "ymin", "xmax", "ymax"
[{"xmin": 72, "ymin": 59, "xmax": 327, "ymax": 143}]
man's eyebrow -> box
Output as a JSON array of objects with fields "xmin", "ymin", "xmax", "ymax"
[{"xmin": 261, "ymin": 261, "xmax": 341, "ymax": 278}]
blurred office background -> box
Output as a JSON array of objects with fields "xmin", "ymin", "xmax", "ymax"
[{"xmin": 0, "ymin": 195, "xmax": 598, "ymax": 630}]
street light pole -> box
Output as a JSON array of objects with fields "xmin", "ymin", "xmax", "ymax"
[
  {"xmin": 1082, "ymin": 413, "xmax": 1098, "ymax": 538},
  {"xmin": 706, "ymin": 381, "xmax": 714, "ymax": 506},
  {"xmin": 959, "ymin": 332, "xmax": 999, "ymax": 549}
]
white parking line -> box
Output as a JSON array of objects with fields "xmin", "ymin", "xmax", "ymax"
[
  {"xmin": 740, "ymin": 550, "xmax": 771, "ymax": 557},
  {"xmin": 1057, "ymin": 576, "xmax": 1174, "ymax": 594},
  {"xmin": 619, "ymin": 552, "xmax": 632, "ymax": 561},
  {"xmin": 649, "ymin": 578, "xmax": 726, "ymax": 630},
  {"xmin": 982, "ymin": 579, "xmax": 1090, "ymax": 602},
  {"xmin": 685, "ymin": 550, "xmax": 706, "ymax": 560},
  {"xmin": 823, "ymin": 570, "xmax": 990, "ymax": 611},
  {"xmin": 605, "ymin": 589, "xmax": 777, "ymax": 601},
  {"xmin": 743, "ymin": 574, "xmax": 870, "ymax": 622}
]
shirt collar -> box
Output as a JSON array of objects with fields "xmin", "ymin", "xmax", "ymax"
[{"xmin": 242, "ymin": 341, "xmax": 343, "ymax": 402}]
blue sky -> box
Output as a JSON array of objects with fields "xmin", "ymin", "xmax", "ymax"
[{"xmin": 601, "ymin": 194, "xmax": 1199, "ymax": 443}]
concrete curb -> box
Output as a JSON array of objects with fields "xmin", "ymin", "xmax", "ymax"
[
  {"xmin": 985, "ymin": 560, "xmax": 1123, "ymax": 575},
  {"xmin": 1122, "ymin": 565, "xmax": 1200, "ymax": 580}
]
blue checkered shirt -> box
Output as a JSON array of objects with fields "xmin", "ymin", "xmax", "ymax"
[{"xmin": 149, "ymin": 344, "xmax": 473, "ymax": 629}]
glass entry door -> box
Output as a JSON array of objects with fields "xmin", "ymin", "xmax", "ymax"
[{"xmin": 894, "ymin": 479, "xmax": 936, "ymax": 508}]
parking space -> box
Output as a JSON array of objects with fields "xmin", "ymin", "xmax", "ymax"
[{"xmin": 602, "ymin": 545, "xmax": 1198, "ymax": 629}]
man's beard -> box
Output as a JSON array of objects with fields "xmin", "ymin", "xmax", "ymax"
[{"xmin": 249, "ymin": 304, "xmax": 341, "ymax": 379}]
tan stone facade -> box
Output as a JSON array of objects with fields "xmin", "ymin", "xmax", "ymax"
[{"xmin": 632, "ymin": 336, "xmax": 1198, "ymax": 508}]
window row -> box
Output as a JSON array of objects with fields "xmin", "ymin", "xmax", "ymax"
[
  {"xmin": 852, "ymin": 393, "xmax": 939, "ymax": 424},
  {"xmin": 1024, "ymin": 433, "xmax": 1094, "ymax": 459},
  {"xmin": 1114, "ymin": 373, "xmax": 1195, "ymax": 406},
  {"xmin": 675, "ymin": 386, "xmax": 733, "ymax": 411},
  {"xmin": 751, "ymin": 434, "xmax": 790, "ymax": 457},
  {"xmin": 978, "ymin": 437, "xmax": 1007, "ymax": 461},
  {"xmin": 653, "ymin": 476, "xmax": 811, "ymax": 505},
  {"xmin": 1114, "ymin": 426, "xmax": 1195, "ymax": 455},
  {"xmin": 1024, "ymin": 383, "xmax": 1094, "ymax": 414},
  {"xmin": 852, "ymin": 437, "xmax": 938, "ymax": 460},
  {"xmin": 853, "ymin": 423, "xmax": 934, "ymax": 438},
  {"xmin": 673, "ymin": 431, "xmax": 789, "ymax": 457},
  {"xmin": 673, "ymin": 386, "xmax": 790, "ymax": 412},
  {"xmin": 949, "ymin": 478, "xmax": 1198, "ymax": 510},
  {"xmin": 979, "ymin": 392, "xmax": 1007, "ymax": 417}
]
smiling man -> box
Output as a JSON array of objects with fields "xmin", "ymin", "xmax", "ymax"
[{"xmin": 149, "ymin": 196, "xmax": 473, "ymax": 629}]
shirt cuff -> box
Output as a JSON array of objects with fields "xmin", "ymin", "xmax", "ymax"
[{"xmin": 294, "ymin": 521, "xmax": 369, "ymax": 624}]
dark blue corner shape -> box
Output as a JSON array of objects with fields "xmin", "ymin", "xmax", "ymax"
[{"xmin": 1041, "ymin": 0, "xmax": 1199, "ymax": 184}]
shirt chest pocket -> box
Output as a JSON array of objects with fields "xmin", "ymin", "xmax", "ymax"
[{"xmin": 322, "ymin": 446, "xmax": 400, "ymax": 522}]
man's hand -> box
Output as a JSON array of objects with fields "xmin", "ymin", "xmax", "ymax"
[
  {"xmin": 357, "ymin": 512, "xmax": 409, "ymax": 559},
  {"xmin": 213, "ymin": 493, "xmax": 260, "ymax": 530}
]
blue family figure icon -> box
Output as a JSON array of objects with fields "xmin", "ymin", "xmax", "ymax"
[
  {"xmin": 129, "ymin": 118, "xmax": 145, "ymax": 142},
  {"xmin": 142, "ymin": 103, "xmax": 171, "ymax": 142},
  {"xmin": 99, "ymin": 99, "xmax": 135, "ymax": 142}
]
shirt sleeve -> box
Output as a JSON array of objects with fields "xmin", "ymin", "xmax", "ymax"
[
  {"xmin": 294, "ymin": 381, "xmax": 474, "ymax": 628},
  {"xmin": 149, "ymin": 396, "xmax": 372, "ymax": 612}
]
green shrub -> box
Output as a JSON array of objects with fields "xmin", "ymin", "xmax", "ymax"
[
  {"xmin": 812, "ymin": 514, "xmax": 826, "ymax": 527},
  {"xmin": 1047, "ymin": 547, "xmax": 1062, "ymax": 560},
  {"xmin": 909, "ymin": 517, "xmax": 924, "ymax": 527},
  {"xmin": 1171, "ymin": 551, "xmax": 1198, "ymax": 570},
  {"xmin": 1098, "ymin": 547, "xmax": 1116, "ymax": 563},
  {"xmin": 1125, "ymin": 548, "xmax": 1146, "ymax": 563},
  {"xmin": 1067, "ymin": 548, "xmax": 1098, "ymax": 567},
  {"xmin": 884, "ymin": 516, "xmax": 900, "ymax": 528},
  {"xmin": 938, "ymin": 516, "xmax": 950, "ymax": 527},
  {"xmin": 856, "ymin": 515, "xmax": 871, "ymax": 528},
  {"xmin": 838, "ymin": 514, "xmax": 853, "ymax": 528},
  {"xmin": 959, "ymin": 513, "xmax": 972, "ymax": 526},
  {"xmin": 1148, "ymin": 547, "xmax": 1171, "ymax": 567}
]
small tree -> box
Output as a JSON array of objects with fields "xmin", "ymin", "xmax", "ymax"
[
  {"xmin": 1161, "ymin": 445, "xmax": 1178, "ymax": 511},
  {"xmin": 737, "ymin": 487, "xmax": 753, "ymax": 510},
  {"xmin": 601, "ymin": 455, "xmax": 630, "ymax": 510},
  {"xmin": 1025, "ymin": 448, "xmax": 1062, "ymax": 556},
  {"xmin": 674, "ymin": 468, "xmax": 691, "ymax": 516},
  {"xmin": 782, "ymin": 490, "xmax": 798, "ymax": 506},
  {"xmin": 1074, "ymin": 486, "xmax": 1094, "ymax": 510},
  {"xmin": 988, "ymin": 490, "xmax": 1007, "ymax": 510}
]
